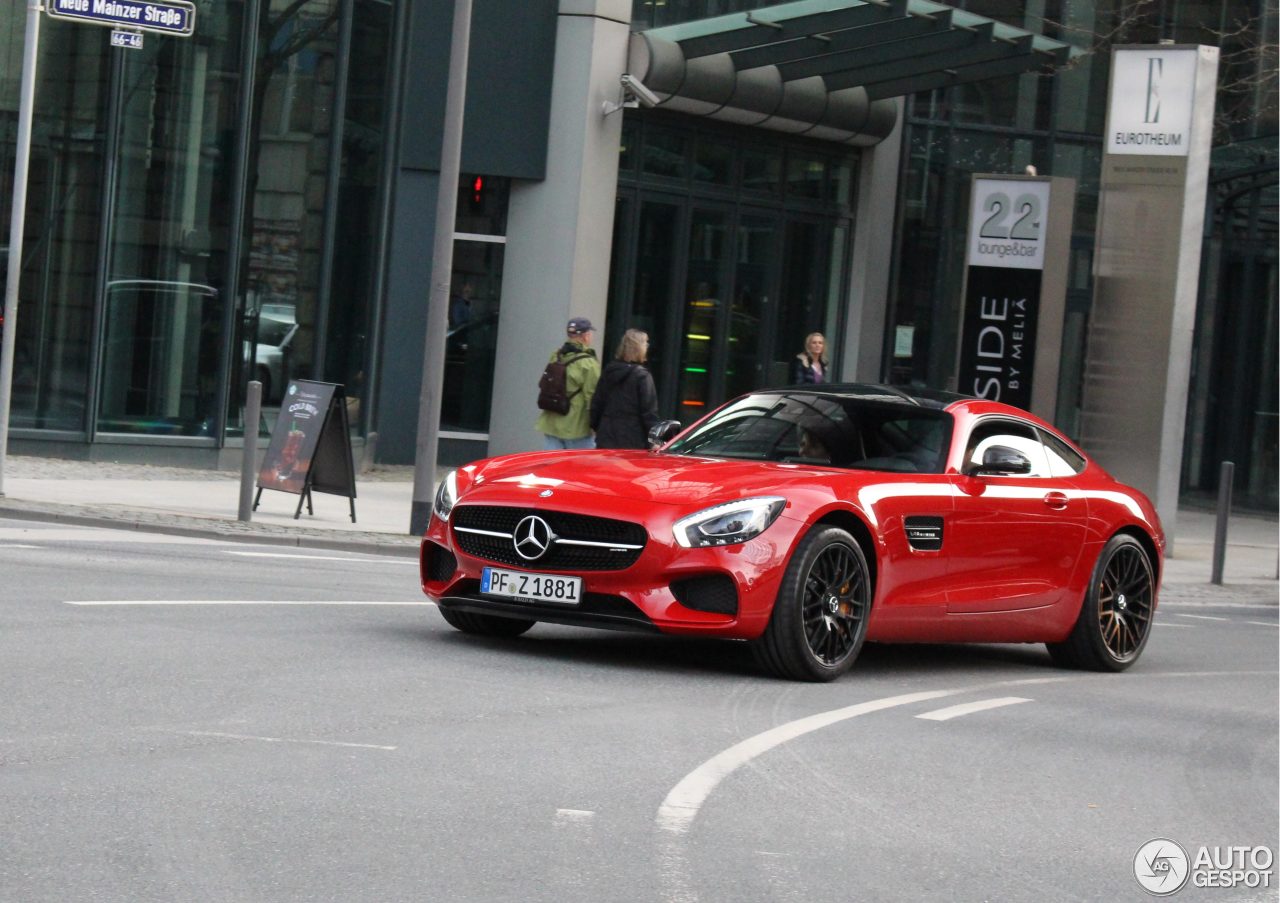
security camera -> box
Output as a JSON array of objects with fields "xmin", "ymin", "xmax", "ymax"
[{"xmin": 620, "ymin": 73, "xmax": 660, "ymax": 109}]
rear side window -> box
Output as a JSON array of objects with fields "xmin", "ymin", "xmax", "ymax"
[{"xmin": 1038, "ymin": 428, "xmax": 1087, "ymax": 476}]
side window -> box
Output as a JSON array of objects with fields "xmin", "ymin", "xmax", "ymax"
[
  {"xmin": 1038, "ymin": 428, "xmax": 1087, "ymax": 476},
  {"xmin": 966, "ymin": 419, "xmax": 1052, "ymax": 478}
]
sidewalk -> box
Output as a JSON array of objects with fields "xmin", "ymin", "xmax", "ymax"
[{"xmin": 0, "ymin": 454, "xmax": 1275, "ymax": 603}]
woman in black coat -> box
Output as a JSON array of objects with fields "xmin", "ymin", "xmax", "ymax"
[
  {"xmin": 591, "ymin": 329, "xmax": 660, "ymax": 449},
  {"xmin": 790, "ymin": 331, "xmax": 829, "ymax": 384}
]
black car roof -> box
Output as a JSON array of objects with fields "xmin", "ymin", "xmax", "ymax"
[{"xmin": 764, "ymin": 383, "xmax": 970, "ymax": 410}]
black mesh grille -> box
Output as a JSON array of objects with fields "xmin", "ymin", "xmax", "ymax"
[
  {"xmin": 451, "ymin": 506, "xmax": 647, "ymax": 571},
  {"xmin": 422, "ymin": 541, "xmax": 457, "ymax": 583},
  {"xmin": 671, "ymin": 574, "xmax": 739, "ymax": 615}
]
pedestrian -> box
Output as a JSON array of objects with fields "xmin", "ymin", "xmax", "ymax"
[
  {"xmin": 535, "ymin": 316, "xmax": 601, "ymax": 449},
  {"xmin": 591, "ymin": 328, "xmax": 660, "ymax": 449},
  {"xmin": 791, "ymin": 331, "xmax": 829, "ymax": 384}
]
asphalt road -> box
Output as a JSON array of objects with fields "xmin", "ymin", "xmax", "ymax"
[{"xmin": 1, "ymin": 519, "xmax": 1276, "ymax": 903}]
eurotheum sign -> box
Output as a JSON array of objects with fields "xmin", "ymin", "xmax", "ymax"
[
  {"xmin": 46, "ymin": 0, "xmax": 196, "ymax": 36},
  {"xmin": 1106, "ymin": 48, "xmax": 1198, "ymax": 157}
]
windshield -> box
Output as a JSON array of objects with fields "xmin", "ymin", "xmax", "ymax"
[{"xmin": 664, "ymin": 392, "xmax": 952, "ymax": 474}]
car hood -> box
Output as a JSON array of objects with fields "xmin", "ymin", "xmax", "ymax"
[{"xmin": 457, "ymin": 449, "xmax": 831, "ymax": 509}]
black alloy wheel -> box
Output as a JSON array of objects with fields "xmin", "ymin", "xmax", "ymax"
[
  {"xmin": 1048, "ymin": 533, "xmax": 1155, "ymax": 672},
  {"xmin": 754, "ymin": 526, "xmax": 872, "ymax": 682}
]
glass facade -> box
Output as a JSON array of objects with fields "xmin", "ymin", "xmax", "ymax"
[
  {"xmin": 1, "ymin": 0, "xmax": 395, "ymax": 451},
  {"xmin": 610, "ymin": 116, "xmax": 856, "ymax": 423}
]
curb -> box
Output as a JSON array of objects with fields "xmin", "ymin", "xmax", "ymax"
[{"xmin": 0, "ymin": 501, "xmax": 421, "ymax": 559}]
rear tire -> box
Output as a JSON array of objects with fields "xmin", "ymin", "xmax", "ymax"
[
  {"xmin": 1047, "ymin": 533, "xmax": 1155, "ymax": 671},
  {"xmin": 753, "ymin": 526, "xmax": 872, "ymax": 682},
  {"xmin": 438, "ymin": 605, "xmax": 535, "ymax": 637}
]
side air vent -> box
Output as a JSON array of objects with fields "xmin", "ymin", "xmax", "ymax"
[{"xmin": 904, "ymin": 516, "xmax": 944, "ymax": 552}]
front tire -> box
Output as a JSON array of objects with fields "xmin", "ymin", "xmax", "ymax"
[
  {"xmin": 1047, "ymin": 533, "xmax": 1155, "ymax": 671},
  {"xmin": 754, "ymin": 526, "xmax": 872, "ymax": 681},
  {"xmin": 438, "ymin": 605, "xmax": 535, "ymax": 637}
]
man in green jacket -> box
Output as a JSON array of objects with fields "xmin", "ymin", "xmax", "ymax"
[{"xmin": 536, "ymin": 317, "xmax": 601, "ymax": 449}]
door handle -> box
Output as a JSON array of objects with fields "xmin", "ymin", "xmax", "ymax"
[{"xmin": 1043, "ymin": 491, "xmax": 1069, "ymax": 510}]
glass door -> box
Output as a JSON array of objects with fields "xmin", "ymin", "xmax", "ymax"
[
  {"xmin": 676, "ymin": 208, "xmax": 731, "ymax": 422},
  {"xmin": 726, "ymin": 212, "xmax": 780, "ymax": 399}
]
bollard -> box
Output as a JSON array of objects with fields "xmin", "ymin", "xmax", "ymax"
[
  {"xmin": 1210, "ymin": 460, "xmax": 1234, "ymax": 585},
  {"xmin": 239, "ymin": 380, "xmax": 263, "ymax": 522}
]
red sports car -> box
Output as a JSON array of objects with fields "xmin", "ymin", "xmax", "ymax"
[{"xmin": 420, "ymin": 385, "xmax": 1164, "ymax": 681}]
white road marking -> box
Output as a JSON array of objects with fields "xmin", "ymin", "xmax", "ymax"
[
  {"xmin": 656, "ymin": 689, "xmax": 957, "ymax": 835},
  {"xmin": 0, "ymin": 543, "xmax": 40, "ymax": 549},
  {"xmin": 915, "ymin": 696, "xmax": 1032, "ymax": 721},
  {"xmin": 654, "ymin": 671, "xmax": 1276, "ymax": 903},
  {"xmin": 0, "ymin": 527, "xmax": 211, "ymax": 544},
  {"xmin": 1156, "ymin": 622, "xmax": 1196, "ymax": 628},
  {"xmin": 64, "ymin": 599, "xmax": 426, "ymax": 606},
  {"xmin": 555, "ymin": 809, "xmax": 595, "ymax": 821},
  {"xmin": 177, "ymin": 730, "xmax": 396, "ymax": 751},
  {"xmin": 1246, "ymin": 621, "xmax": 1279, "ymax": 628},
  {"xmin": 225, "ymin": 551, "xmax": 417, "ymax": 564},
  {"xmin": 1177, "ymin": 614, "xmax": 1229, "ymax": 621}
]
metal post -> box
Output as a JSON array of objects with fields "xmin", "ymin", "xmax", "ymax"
[
  {"xmin": 408, "ymin": 0, "xmax": 470, "ymax": 536},
  {"xmin": 1210, "ymin": 460, "xmax": 1234, "ymax": 585},
  {"xmin": 239, "ymin": 380, "xmax": 262, "ymax": 521},
  {"xmin": 0, "ymin": 0, "xmax": 43, "ymax": 497}
]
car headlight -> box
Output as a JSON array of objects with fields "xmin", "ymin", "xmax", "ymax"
[
  {"xmin": 672, "ymin": 497, "xmax": 786, "ymax": 548},
  {"xmin": 433, "ymin": 470, "xmax": 458, "ymax": 522}
]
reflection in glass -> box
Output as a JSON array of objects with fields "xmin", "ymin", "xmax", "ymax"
[
  {"xmin": 678, "ymin": 210, "xmax": 729, "ymax": 421},
  {"xmin": 98, "ymin": 281, "xmax": 221, "ymax": 434},
  {"xmin": 7, "ymin": 23, "xmax": 109, "ymax": 432},
  {"xmin": 325, "ymin": 0, "xmax": 394, "ymax": 433},
  {"xmin": 726, "ymin": 215, "xmax": 776, "ymax": 399},
  {"xmin": 234, "ymin": 0, "xmax": 341, "ymax": 431},
  {"xmin": 441, "ymin": 240, "xmax": 504, "ymax": 432},
  {"xmin": 100, "ymin": 9, "xmax": 242, "ymax": 436},
  {"xmin": 629, "ymin": 201, "xmax": 679, "ymax": 411}
]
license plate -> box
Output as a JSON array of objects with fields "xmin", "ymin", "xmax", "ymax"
[{"xmin": 481, "ymin": 567, "xmax": 582, "ymax": 605}]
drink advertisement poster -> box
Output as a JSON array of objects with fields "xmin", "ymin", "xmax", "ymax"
[{"xmin": 257, "ymin": 380, "xmax": 338, "ymax": 495}]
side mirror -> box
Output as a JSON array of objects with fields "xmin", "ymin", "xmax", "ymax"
[
  {"xmin": 648, "ymin": 419, "xmax": 683, "ymax": 449},
  {"xmin": 968, "ymin": 445, "xmax": 1032, "ymax": 476}
]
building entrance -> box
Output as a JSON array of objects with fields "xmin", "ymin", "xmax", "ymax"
[{"xmin": 609, "ymin": 117, "xmax": 857, "ymax": 423}]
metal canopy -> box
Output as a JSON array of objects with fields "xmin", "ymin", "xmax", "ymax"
[{"xmin": 627, "ymin": 0, "xmax": 1077, "ymax": 145}]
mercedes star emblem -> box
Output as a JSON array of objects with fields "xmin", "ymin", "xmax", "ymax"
[{"xmin": 513, "ymin": 515, "xmax": 555, "ymax": 561}]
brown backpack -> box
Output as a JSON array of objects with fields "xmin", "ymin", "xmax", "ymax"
[{"xmin": 536, "ymin": 352, "xmax": 589, "ymax": 415}]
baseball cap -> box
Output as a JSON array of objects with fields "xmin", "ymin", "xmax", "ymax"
[{"xmin": 566, "ymin": 317, "xmax": 594, "ymax": 335}]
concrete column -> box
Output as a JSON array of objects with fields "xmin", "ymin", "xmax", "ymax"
[
  {"xmin": 841, "ymin": 101, "xmax": 903, "ymax": 383},
  {"xmin": 487, "ymin": 0, "xmax": 631, "ymax": 457}
]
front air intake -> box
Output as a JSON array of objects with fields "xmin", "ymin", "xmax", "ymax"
[{"xmin": 671, "ymin": 574, "xmax": 738, "ymax": 616}]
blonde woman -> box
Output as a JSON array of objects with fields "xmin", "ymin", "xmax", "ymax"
[
  {"xmin": 791, "ymin": 331, "xmax": 829, "ymax": 384},
  {"xmin": 590, "ymin": 328, "xmax": 660, "ymax": 449}
]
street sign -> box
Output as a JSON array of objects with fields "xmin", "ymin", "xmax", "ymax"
[
  {"xmin": 46, "ymin": 0, "xmax": 195, "ymax": 36},
  {"xmin": 110, "ymin": 28, "xmax": 143, "ymax": 48}
]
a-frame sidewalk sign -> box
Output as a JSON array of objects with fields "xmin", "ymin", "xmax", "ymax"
[{"xmin": 254, "ymin": 379, "xmax": 357, "ymax": 522}]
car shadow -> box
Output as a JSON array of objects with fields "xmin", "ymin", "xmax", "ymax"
[{"xmin": 376, "ymin": 615, "xmax": 1060, "ymax": 681}]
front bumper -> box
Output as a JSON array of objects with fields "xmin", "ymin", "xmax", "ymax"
[{"xmin": 420, "ymin": 505, "xmax": 803, "ymax": 639}]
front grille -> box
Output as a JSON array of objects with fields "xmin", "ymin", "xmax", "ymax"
[
  {"xmin": 671, "ymin": 574, "xmax": 739, "ymax": 615},
  {"xmin": 451, "ymin": 505, "xmax": 647, "ymax": 571}
]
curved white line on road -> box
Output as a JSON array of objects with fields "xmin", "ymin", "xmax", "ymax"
[
  {"xmin": 915, "ymin": 696, "xmax": 1032, "ymax": 721},
  {"xmin": 656, "ymin": 689, "xmax": 957, "ymax": 835}
]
